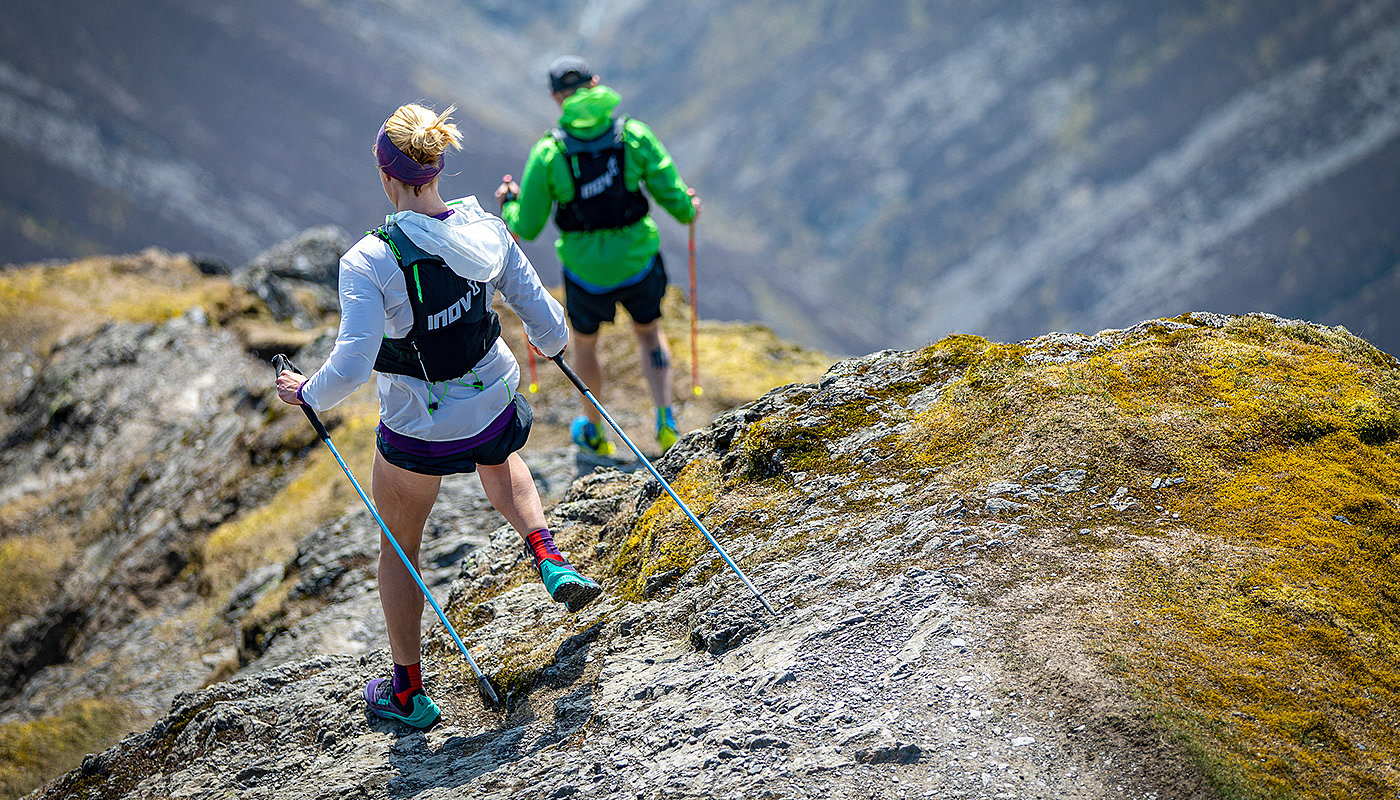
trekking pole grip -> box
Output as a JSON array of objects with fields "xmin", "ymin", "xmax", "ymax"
[
  {"xmin": 550, "ymin": 353, "xmax": 586, "ymax": 394},
  {"xmin": 272, "ymin": 354, "xmax": 330, "ymax": 441}
]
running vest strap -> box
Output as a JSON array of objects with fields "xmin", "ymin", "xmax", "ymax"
[
  {"xmin": 552, "ymin": 117, "xmax": 650, "ymax": 233},
  {"xmin": 370, "ymin": 222, "xmax": 502, "ymax": 383}
]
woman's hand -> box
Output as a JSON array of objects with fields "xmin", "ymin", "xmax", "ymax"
[
  {"xmin": 276, "ymin": 369, "xmax": 307, "ymax": 405},
  {"xmin": 529, "ymin": 342, "xmax": 560, "ymax": 360},
  {"xmin": 688, "ymin": 187, "xmax": 701, "ymax": 218}
]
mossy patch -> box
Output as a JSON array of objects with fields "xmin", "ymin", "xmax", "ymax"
[
  {"xmin": 612, "ymin": 457, "xmax": 727, "ymax": 602},
  {"xmin": 484, "ymin": 628, "xmax": 581, "ymax": 699},
  {"xmin": 0, "ymin": 698, "xmax": 130, "ymax": 800},
  {"xmin": 0, "ymin": 251, "xmax": 256, "ymax": 359},
  {"xmin": 0, "ymin": 532, "xmax": 75, "ymax": 633},
  {"xmin": 888, "ymin": 317, "xmax": 1400, "ymax": 798}
]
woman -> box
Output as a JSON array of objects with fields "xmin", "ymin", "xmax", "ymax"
[{"xmin": 276, "ymin": 103, "xmax": 602, "ymax": 730}]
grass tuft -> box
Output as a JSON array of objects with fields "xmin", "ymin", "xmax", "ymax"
[{"xmin": 0, "ymin": 699, "xmax": 130, "ymax": 800}]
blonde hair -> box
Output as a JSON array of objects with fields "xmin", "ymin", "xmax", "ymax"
[{"xmin": 383, "ymin": 103, "xmax": 463, "ymax": 165}]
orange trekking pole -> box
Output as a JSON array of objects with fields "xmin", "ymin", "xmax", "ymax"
[
  {"xmin": 502, "ymin": 174, "xmax": 539, "ymax": 393},
  {"xmin": 688, "ymin": 209, "xmax": 701, "ymax": 397},
  {"xmin": 520, "ymin": 257, "xmax": 539, "ymax": 394}
]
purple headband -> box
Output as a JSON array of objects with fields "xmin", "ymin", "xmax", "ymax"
[{"xmin": 376, "ymin": 121, "xmax": 444, "ymax": 185}]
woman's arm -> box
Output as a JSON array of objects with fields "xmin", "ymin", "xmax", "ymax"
[
  {"xmin": 295, "ymin": 242, "xmax": 391, "ymax": 410},
  {"xmin": 494, "ymin": 231, "xmax": 568, "ymax": 358}
]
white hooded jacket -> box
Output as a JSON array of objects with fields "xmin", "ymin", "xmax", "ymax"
[{"xmin": 299, "ymin": 197, "xmax": 568, "ymax": 442}]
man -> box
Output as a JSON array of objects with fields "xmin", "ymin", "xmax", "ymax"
[{"xmin": 497, "ymin": 56, "xmax": 700, "ymax": 456}]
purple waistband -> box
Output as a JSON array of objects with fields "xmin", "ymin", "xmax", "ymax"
[{"xmin": 378, "ymin": 402, "xmax": 515, "ymax": 458}]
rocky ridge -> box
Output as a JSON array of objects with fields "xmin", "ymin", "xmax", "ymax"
[
  {"xmin": 31, "ymin": 311, "xmax": 1400, "ymax": 799},
  {"xmin": 32, "ymin": 388, "xmax": 1156, "ymax": 800},
  {"xmin": 0, "ymin": 230, "xmax": 831, "ymax": 798}
]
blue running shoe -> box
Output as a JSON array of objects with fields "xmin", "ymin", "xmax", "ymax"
[
  {"xmin": 656, "ymin": 406, "xmax": 678, "ymax": 452},
  {"xmin": 364, "ymin": 678, "xmax": 441, "ymax": 729},
  {"xmin": 571, "ymin": 416, "xmax": 615, "ymax": 456}
]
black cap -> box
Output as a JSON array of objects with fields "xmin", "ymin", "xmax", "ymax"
[{"xmin": 549, "ymin": 56, "xmax": 594, "ymax": 93}]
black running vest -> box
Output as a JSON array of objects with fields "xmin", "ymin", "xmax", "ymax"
[
  {"xmin": 552, "ymin": 118, "xmax": 650, "ymax": 233},
  {"xmin": 371, "ymin": 222, "xmax": 501, "ymax": 383}
]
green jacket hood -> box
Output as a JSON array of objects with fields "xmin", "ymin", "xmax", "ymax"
[{"xmin": 559, "ymin": 85, "xmax": 621, "ymax": 138}]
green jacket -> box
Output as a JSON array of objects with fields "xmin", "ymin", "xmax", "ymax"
[{"xmin": 501, "ymin": 85, "xmax": 696, "ymax": 289}]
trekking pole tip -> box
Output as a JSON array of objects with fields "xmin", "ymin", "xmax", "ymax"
[
  {"xmin": 478, "ymin": 675, "xmax": 503, "ymax": 710},
  {"xmin": 692, "ymin": 385, "xmax": 703, "ymax": 397},
  {"xmin": 528, "ymin": 382, "xmax": 538, "ymax": 393}
]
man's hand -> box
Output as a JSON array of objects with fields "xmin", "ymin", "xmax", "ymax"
[
  {"xmin": 688, "ymin": 187, "xmax": 702, "ymax": 219},
  {"xmin": 495, "ymin": 174, "xmax": 520, "ymax": 207}
]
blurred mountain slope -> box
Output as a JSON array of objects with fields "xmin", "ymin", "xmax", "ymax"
[
  {"xmin": 0, "ymin": 0, "xmax": 526, "ymax": 264},
  {"xmin": 2, "ymin": 0, "xmax": 1397, "ymax": 356},
  {"xmin": 618, "ymin": 0, "xmax": 1400, "ymax": 354}
]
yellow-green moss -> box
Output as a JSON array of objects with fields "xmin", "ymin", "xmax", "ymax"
[
  {"xmin": 488, "ymin": 632, "xmax": 568, "ymax": 697},
  {"xmin": 902, "ymin": 335, "xmax": 1049, "ymax": 484},
  {"xmin": 612, "ymin": 457, "xmax": 726, "ymax": 601},
  {"xmin": 0, "ymin": 533, "xmax": 74, "ymax": 632},
  {"xmin": 0, "ymin": 253, "xmax": 253, "ymax": 358},
  {"xmin": 732, "ymin": 356, "xmax": 934, "ymax": 485},
  {"xmin": 0, "ymin": 698, "xmax": 130, "ymax": 800},
  {"xmin": 896, "ymin": 319, "xmax": 1400, "ymax": 798}
]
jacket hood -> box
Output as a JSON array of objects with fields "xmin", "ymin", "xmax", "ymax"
[
  {"xmin": 559, "ymin": 85, "xmax": 621, "ymax": 138},
  {"xmin": 386, "ymin": 196, "xmax": 508, "ymax": 282}
]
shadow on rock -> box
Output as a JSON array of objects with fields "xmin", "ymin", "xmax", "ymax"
[{"xmin": 384, "ymin": 624, "xmax": 604, "ymax": 796}]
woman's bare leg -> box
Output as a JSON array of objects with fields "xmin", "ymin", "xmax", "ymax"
[
  {"xmin": 370, "ymin": 450, "xmax": 442, "ymax": 666},
  {"xmin": 477, "ymin": 452, "xmax": 548, "ymax": 539}
]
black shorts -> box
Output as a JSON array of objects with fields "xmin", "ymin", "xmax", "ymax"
[
  {"xmin": 375, "ymin": 394, "xmax": 533, "ymax": 476},
  {"xmin": 563, "ymin": 253, "xmax": 667, "ymax": 335}
]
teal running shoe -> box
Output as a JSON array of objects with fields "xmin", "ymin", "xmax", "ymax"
[
  {"xmin": 536, "ymin": 557, "xmax": 603, "ymax": 612},
  {"xmin": 364, "ymin": 678, "xmax": 441, "ymax": 729},
  {"xmin": 571, "ymin": 416, "xmax": 615, "ymax": 456}
]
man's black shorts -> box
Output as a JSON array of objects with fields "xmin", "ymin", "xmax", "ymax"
[
  {"xmin": 563, "ymin": 254, "xmax": 667, "ymax": 335},
  {"xmin": 375, "ymin": 393, "xmax": 533, "ymax": 477}
]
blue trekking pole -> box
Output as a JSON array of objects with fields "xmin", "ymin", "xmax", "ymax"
[
  {"xmin": 551, "ymin": 354, "xmax": 778, "ymax": 616},
  {"xmin": 272, "ymin": 355, "xmax": 501, "ymax": 708}
]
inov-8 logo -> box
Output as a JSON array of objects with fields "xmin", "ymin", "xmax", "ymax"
[
  {"xmin": 427, "ymin": 294, "xmax": 473, "ymax": 330},
  {"xmin": 579, "ymin": 155, "xmax": 620, "ymax": 199}
]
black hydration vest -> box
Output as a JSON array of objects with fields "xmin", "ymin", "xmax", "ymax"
[
  {"xmin": 371, "ymin": 222, "xmax": 501, "ymax": 383},
  {"xmin": 552, "ymin": 117, "xmax": 650, "ymax": 233}
]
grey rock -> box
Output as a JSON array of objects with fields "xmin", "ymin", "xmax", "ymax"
[
  {"xmin": 1039, "ymin": 469, "xmax": 1088, "ymax": 493},
  {"xmin": 233, "ymin": 226, "xmax": 353, "ymax": 329},
  {"xmin": 1108, "ymin": 487, "xmax": 1139, "ymax": 511},
  {"xmin": 855, "ymin": 741, "xmax": 924, "ymax": 764}
]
